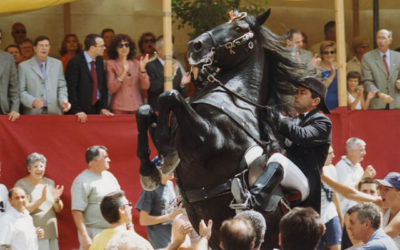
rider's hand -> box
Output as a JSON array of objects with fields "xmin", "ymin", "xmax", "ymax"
[{"xmin": 266, "ymin": 107, "xmax": 281, "ymax": 124}]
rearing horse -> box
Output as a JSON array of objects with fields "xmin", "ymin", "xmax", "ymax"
[{"xmin": 136, "ymin": 10, "xmax": 306, "ymax": 250}]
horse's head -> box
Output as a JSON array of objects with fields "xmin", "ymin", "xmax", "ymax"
[{"xmin": 188, "ymin": 10, "xmax": 271, "ymax": 71}]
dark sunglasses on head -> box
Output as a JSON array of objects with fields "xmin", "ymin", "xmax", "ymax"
[
  {"xmin": 117, "ymin": 43, "xmax": 130, "ymax": 48},
  {"xmin": 322, "ymin": 51, "xmax": 336, "ymax": 55},
  {"xmin": 13, "ymin": 30, "xmax": 26, "ymax": 34},
  {"xmin": 144, "ymin": 38, "xmax": 155, "ymax": 43}
]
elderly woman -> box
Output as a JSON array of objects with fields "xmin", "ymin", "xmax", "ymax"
[
  {"xmin": 15, "ymin": 153, "xmax": 64, "ymax": 250},
  {"xmin": 106, "ymin": 34, "xmax": 150, "ymax": 114},
  {"xmin": 318, "ymin": 41, "xmax": 338, "ymax": 110}
]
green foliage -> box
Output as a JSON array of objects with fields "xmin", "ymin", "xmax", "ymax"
[{"xmin": 172, "ymin": 0, "xmax": 269, "ymax": 39}]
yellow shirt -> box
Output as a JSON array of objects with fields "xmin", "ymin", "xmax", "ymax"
[{"xmin": 90, "ymin": 228, "xmax": 119, "ymax": 250}]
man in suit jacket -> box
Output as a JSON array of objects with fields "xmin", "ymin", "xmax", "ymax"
[
  {"xmin": 362, "ymin": 29, "xmax": 400, "ymax": 109},
  {"xmin": 66, "ymin": 34, "xmax": 113, "ymax": 123},
  {"xmin": 19, "ymin": 35, "xmax": 71, "ymax": 115},
  {"xmin": 0, "ymin": 29, "xmax": 20, "ymax": 121},
  {"xmin": 146, "ymin": 36, "xmax": 190, "ymax": 111},
  {"xmin": 232, "ymin": 77, "xmax": 332, "ymax": 213}
]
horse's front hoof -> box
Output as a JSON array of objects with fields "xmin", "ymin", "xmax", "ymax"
[
  {"xmin": 140, "ymin": 172, "xmax": 161, "ymax": 191},
  {"xmin": 160, "ymin": 151, "xmax": 180, "ymax": 175}
]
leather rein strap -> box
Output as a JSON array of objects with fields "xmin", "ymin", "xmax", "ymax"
[{"xmin": 193, "ymin": 97, "xmax": 268, "ymax": 148}]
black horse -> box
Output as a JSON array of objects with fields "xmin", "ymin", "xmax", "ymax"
[{"xmin": 136, "ymin": 10, "xmax": 307, "ymax": 250}]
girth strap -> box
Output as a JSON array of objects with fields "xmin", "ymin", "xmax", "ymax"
[{"xmin": 185, "ymin": 179, "xmax": 232, "ymax": 203}]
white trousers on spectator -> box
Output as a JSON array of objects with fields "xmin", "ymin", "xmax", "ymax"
[
  {"xmin": 267, "ymin": 153, "xmax": 310, "ymax": 201},
  {"xmin": 39, "ymin": 238, "xmax": 59, "ymax": 250}
]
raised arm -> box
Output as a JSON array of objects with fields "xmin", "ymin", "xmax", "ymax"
[{"xmin": 321, "ymin": 171, "xmax": 381, "ymax": 205}]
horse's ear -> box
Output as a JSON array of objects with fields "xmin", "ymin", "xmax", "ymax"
[{"xmin": 256, "ymin": 9, "xmax": 271, "ymax": 26}]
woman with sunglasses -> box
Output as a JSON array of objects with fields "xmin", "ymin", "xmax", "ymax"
[
  {"xmin": 319, "ymin": 41, "xmax": 338, "ymax": 110},
  {"xmin": 106, "ymin": 34, "xmax": 150, "ymax": 114}
]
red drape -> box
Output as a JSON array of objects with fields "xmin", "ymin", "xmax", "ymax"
[
  {"xmin": 0, "ymin": 114, "xmax": 149, "ymax": 249},
  {"xmin": 0, "ymin": 108, "xmax": 398, "ymax": 249},
  {"xmin": 328, "ymin": 107, "xmax": 399, "ymax": 177}
]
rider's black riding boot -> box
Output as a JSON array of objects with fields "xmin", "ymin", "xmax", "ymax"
[{"xmin": 249, "ymin": 162, "xmax": 284, "ymax": 209}]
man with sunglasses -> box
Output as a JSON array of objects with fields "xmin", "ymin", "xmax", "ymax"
[
  {"xmin": 138, "ymin": 32, "xmax": 156, "ymax": 60},
  {"xmin": 347, "ymin": 37, "xmax": 370, "ymax": 74},
  {"xmin": 90, "ymin": 190, "xmax": 152, "ymax": 250},
  {"xmin": 11, "ymin": 22, "xmax": 27, "ymax": 44},
  {"xmin": 0, "ymin": 28, "xmax": 20, "ymax": 122}
]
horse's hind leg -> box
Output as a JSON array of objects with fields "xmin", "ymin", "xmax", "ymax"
[{"xmin": 136, "ymin": 105, "xmax": 161, "ymax": 191}]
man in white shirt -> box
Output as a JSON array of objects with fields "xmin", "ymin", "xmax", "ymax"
[
  {"xmin": 0, "ymin": 187, "xmax": 41, "ymax": 250},
  {"xmin": 335, "ymin": 137, "xmax": 376, "ymax": 215}
]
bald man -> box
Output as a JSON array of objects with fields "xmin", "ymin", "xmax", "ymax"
[
  {"xmin": 0, "ymin": 187, "xmax": 42, "ymax": 250},
  {"xmin": 362, "ymin": 29, "xmax": 400, "ymax": 109}
]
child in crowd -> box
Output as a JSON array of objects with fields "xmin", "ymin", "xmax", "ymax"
[{"xmin": 347, "ymin": 71, "xmax": 376, "ymax": 110}]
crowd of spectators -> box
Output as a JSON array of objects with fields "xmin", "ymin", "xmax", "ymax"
[
  {"xmin": 285, "ymin": 22, "xmax": 400, "ymax": 111},
  {"xmin": 1, "ymin": 140, "xmax": 399, "ymax": 250},
  {"xmin": 1, "ymin": 21, "xmax": 399, "ymax": 124},
  {"xmin": 1, "ymin": 20, "xmax": 400, "ymax": 250},
  {"xmin": 0, "ymin": 23, "xmax": 190, "ymax": 123}
]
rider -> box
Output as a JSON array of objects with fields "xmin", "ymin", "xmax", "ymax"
[{"xmin": 232, "ymin": 77, "xmax": 332, "ymax": 213}]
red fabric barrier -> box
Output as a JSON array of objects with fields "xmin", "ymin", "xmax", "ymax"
[
  {"xmin": 0, "ymin": 114, "xmax": 151, "ymax": 250},
  {"xmin": 328, "ymin": 107, "xmax": 400, "ymax": 178},
  {"xmin": 0, "ymin": 108, "xmax": 399, "ymax": 249}
]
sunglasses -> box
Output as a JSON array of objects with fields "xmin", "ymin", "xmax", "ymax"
[
  {"xmin": 322, "ymin": 51, "xmax": 336, "ymax": 55},
  {"xmin": 13, "ymin": 30, "xmax": 26, "ymax": 34},
  {"xmin": 118, "ymin": 43, "xmax": 130, "ymax": 48},
  {"xmin": 121, "ymin": 201, "xmax": 132, "ymax": 208},
  {"xmin": 143, "ymin": 38, "xmax": 155, "ymax": 43}
]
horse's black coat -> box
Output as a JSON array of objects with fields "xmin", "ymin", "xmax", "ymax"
[{"xmin": 136, "ymin": 10, "xmax": 309, "ymax": 250}]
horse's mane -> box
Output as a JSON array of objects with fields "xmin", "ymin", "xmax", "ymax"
[{"xmin": 247, "ymin": 15, "xmax": 314, "ymax": 113}]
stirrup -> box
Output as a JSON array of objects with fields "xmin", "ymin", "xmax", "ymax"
[
  {"xmin": 230, "ymin": 178, "xmax": 252, "ymax": 211},
  {"xmin": 229, "ymin": 198, "xmax": 251, "ymax": 211}
]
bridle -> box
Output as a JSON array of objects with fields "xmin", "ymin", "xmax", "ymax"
[
  {"xmin": 193, "ymin": 11, "xmax": 280, "ymax": 112},
  {"xmin": 199, "ymin": 29, "xmax": 273, "ymax": 111}
]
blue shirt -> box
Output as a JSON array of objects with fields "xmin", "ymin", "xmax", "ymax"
[
  {"xmin": 321, "ymin": 69, "xmax": 338, "ymax": 110},
  {"xmin": 355, "ymin": 228, "xmax": 399, "ymax": 250}
]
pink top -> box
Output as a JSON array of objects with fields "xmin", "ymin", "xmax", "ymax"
[{"xmin": 106, "ymin": 59, "xmax": 150, "ymax": 112}]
